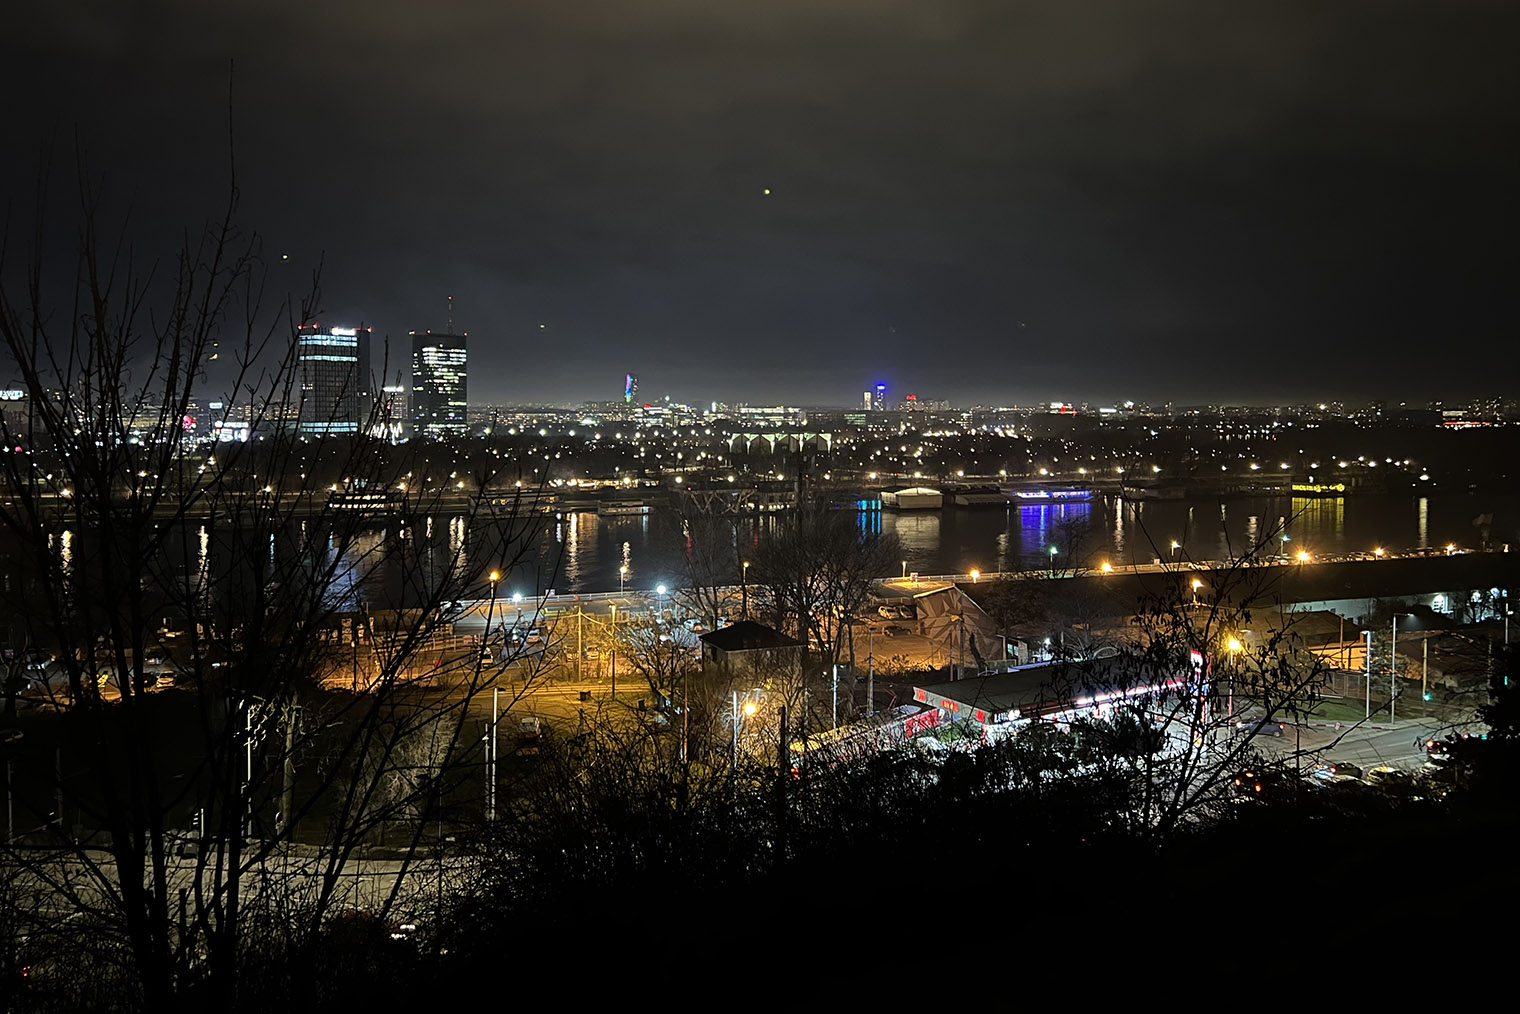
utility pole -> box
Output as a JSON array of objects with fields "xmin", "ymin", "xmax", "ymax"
[
  {"xmin": 576, "ymin": 606, "xmax": 583, "ymax": 682},
  {"xmin": 1423, "ymin": 636, "xmax": 1429, "ymax": 701},
  {"xmin": 1363, "ymin": 629, "xmax": 1373, "ymax": 721}
]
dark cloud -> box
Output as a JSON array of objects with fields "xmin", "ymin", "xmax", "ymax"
[{"xmin": 4, "ymin": 1, "xmax": 1515, "ymax": 406}]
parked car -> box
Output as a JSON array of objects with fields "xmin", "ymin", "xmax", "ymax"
[
  {"xmin": 1366, "ymin": 765, "xmax": 1414, "ymax": 792},
  {"xmin": 883, "ymin": 624, "xmax": 910, "ymax": 637},
  {"xmin": 1312, "ymin": 761, "xmax": 1364, "ymax": 782}
]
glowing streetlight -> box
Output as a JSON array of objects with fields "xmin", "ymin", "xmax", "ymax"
[
  {"xmin": 970, "ymin": 569, "xmax": 980, "ymax": 583},
  {"xmin": 1191, "ymin": 578, "xmax": 1202, "ymax": 606},
  {"xmin": 1374, "ymin": 547, "xmax": 1384, "ymax": 558},
  {"xmin": 1297, "ymin": 550, "xmax": 1310, "ymax": 564},
  {"xmin": 1101, "ymin": 562, "xmax": 1113, "ymax": 574},
  {"xmin": 619, "ymin": 564, "xmax": 627, "ymax": 596},
  {"xmin": 1170, "ymin": 540, "xmax": 1180, "ymax": 562},
  {"xmin": 741, "ymin": 560, "xmax": 751, "ymax": 620}
]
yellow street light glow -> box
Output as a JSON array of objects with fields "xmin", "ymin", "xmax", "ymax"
[
  {"xmin": 489, "ymin": 571, "xmax": 501, "ymax": 582},
  {"xmin": 970, "ymin": 570, "xmax": 979, "ymax": 583},
  {"xmin": 1101, "ymin": 562, "xmax": 1113, "ymax": 573},
  {"xmin": 1227, "ymin": 637, "xmax": 1242, "ymax": 652},
  {"xmin": 1297, "ymin": 551, "xmax": 1310, "ymax": 562},
  {"xmin": 742, "ymin": 700, "xmax": 758, "ymax": 717}
]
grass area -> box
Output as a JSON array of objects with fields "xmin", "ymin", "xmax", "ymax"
[{"xmin": 1307, "ymin": 699, "xmax": 1381, "ymax": 723}]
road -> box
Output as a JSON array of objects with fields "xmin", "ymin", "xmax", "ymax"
[{"xmin": 1257, "ymin": 716, "xmax": 1444, "ymax": 771}]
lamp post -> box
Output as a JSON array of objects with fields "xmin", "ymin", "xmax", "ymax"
[
  {"xmin": 901, "ymin": 560, "xmax": 907, "ymax": 581},
  {"xmin": 609, "ymin": 604, "xmax": 617, "ymax": 701},
  {"xmin": 1191, "ymin": 578, "xmax": 1202, "ymax": 607},
  {"xmin": 866, "ymin": 622, "xmax": 875, "ymax": 717},
  {"xmin": 1049, "ymin": 546, "xmax": 1057, "ymax": 575},
  {"xmin": 487, "ymin": 570, "xmax": 500, "ymax": 662},
  {"xmin": 486, "ymin": 685, "xmax": 499, "ymax": 821},
  {"xmin": 1226, "ymin": 637, "xmax": 1241, "ymax": 719},
  {"xmin": 741, "ymin": 560, "xmax": 750, "ymax": 620},
  {"xmin": 1170, "ymin": 540, "xmax": 1179, "ymax": 563},
  {"xmin": 731, "ymin": 692, "xmax": 759, "ymax": 792},
  {"xmin": 971, "ymin": 569, "xmax": 979, "ymax": 584},
  {"xmin": 619, "ymin": 564, "xmax": 627, "ymax": 597}
]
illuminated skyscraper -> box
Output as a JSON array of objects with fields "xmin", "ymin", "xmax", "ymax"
[
  {"xmin": 297, "ymin": 323, "xmax": 371, "ymax": 435},
  {"xmin": 624, "ymin": 372, "xmax": 638, "ymax": 403},
  {"xmin": 411, "ymin": 331, "xmax": 469, "ymax": 439},
  {"xmin": 873, "ymin": 382, "xmax": 887, "ymax": 412}
]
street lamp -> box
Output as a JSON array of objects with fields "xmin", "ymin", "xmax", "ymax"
[
  {"xmin": 732, "ymin": 690, "xmax": 760, "ymax": 788},
  {"xmin": 901, "ymin": 560, "xmax": 907, "ymax": 581},
  {"xmin": 619, "ymin": 564, "xmax": 627, "ymax": 597},
  {"xmin": 1049, "ymin": 546, "xmax": 1058, "ymax": 574},
  {"xmin": 1170, "ymin": 540, "xmax": 1179, "ymax": 563},
  {"xmin": 970, "ymin": 569, "xmax": 979, "ymax": 583},
  {"xmin": 1191, "ymin": 578, "xmax": 1202, "ymax": 606},
  {"xmin": 1226, "ymin": 636, "xmax": 1242, "ymax": 719},
  {"xmin": 741, "ymin": 560, "xmax": 750, "ymax": 620},
  {"xmin": 609, "ymin": 603, "xmax": 617, "ymax": 701}
]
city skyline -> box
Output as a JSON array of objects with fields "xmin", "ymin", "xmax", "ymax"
[{"xmin": 3, "ymin": 3, "xmax": 1515, "ymax": 406}]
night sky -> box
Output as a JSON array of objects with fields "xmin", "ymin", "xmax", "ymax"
[{"xmin": 3, "ymin": 2, "xmax": 1515, "ymax": 408}]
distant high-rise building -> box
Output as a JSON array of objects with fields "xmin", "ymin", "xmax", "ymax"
[
  {"xmin": 862, "ymin": 391, "xmax": 872, "ymax": 411},
  {"xmin": 873, "ymin": 382, "xmax": 886, "ymax": 412},
  {"xmin": 411, "ymin": 331, "xmax": 468, "ymax": 438},
  {"xmin": 297, "ymin": 324, "xmax": 371, "ymax": 435},
  {"xmin": 624, "ymin": 373, "xmax": 638, "ymax": 403}
]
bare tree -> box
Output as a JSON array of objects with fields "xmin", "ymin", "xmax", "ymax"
[
  {"xmin": 0, "ymin": 167, "xmax": 540, "ymax": 1006},
  {"xmin": 750, "ymin": 494, "xmax": 899, "ymax": 721}
]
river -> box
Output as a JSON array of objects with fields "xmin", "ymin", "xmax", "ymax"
[{"xmin": 513, "ymin": 492, "xmax": 1520, "ymax": 596}]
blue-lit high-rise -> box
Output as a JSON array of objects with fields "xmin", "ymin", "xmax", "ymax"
[{"xmin": 297, "ymin": 324, "xmax": 371, "ymax": 435}]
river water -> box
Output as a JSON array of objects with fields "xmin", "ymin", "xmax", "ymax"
[
  {"xmin": 516, "ymin": 492, "xmax": 1520, "ymax": 596},
  {"xmin": 14, "ymin": 493, "xmax": 1516, "ymax": 612}
]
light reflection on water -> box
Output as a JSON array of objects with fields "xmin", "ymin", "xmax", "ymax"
[{"xmin": 27, "ymin": 492, "xmax": 1512, "ymax": 604}]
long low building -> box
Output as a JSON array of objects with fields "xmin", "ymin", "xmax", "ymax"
[{"xmin": 913, "ymin": 655, "xmax": 1196, "ymax": 739}]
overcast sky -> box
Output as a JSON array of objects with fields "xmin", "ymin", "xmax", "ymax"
[{"xmin": 3, "ymin": 1, "xmax": 1515, "ymax": 408}]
